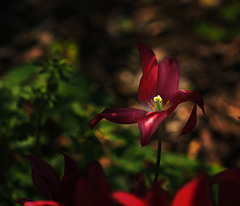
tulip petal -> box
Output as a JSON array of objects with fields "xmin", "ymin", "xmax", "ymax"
[
  {"xmin": 75, "ymin": 161, "xmax": 112, "ymax": 206},
  {"xmin": 113, "ymin": 192, "xmax": 146, "ymax": 206},
  {"xmin": 167, "ymin": 90, "xmax": 205, "ymax": 115},
  {"xmin": 61, "ymin": 153, "xmax": 81, "ymax": 183},
  {"xmin": 156, "ymin": 58, "xmax": 180, "ymax": 104},
  {"xmin": 137, "ymin": 42, "xmax": 158, "ymax": 107},
  {"xmin": 180, "ymin": 104, "xmax": 197, "ymax": 136},
  {"xmin": 212, "ymin": 168, "xmax": 240, "ymax": 206},
  {"xmin": 23, "ymin": 201, "xmax": 61, "ymax": 206},
  {"xmin": 138, "ymin": 111, "xmax": 168, "ymax": 146},
  {"xmin": 133, "ymin": 174, "xmax": 147, "ymax": 197},
  {"xmin": 90, "ymin": 108, "xmax": 147, "ymax": 129},
  {"xmin": 25, "ymin": 155, "xmax": 60, "ymax": 200},
  {"xmin": 146, "ymin": 182, "xmax": 170, "ymax": 206},
  {"xmin": 212, "ymin": 168, "xmax": 240, "ymax": 184},
  {"xmin": 172, "ymin": 173, "xmax": 212, "ymax": 206},
  {"xmin": 218, "ymin": 182, "xmax": 240, "ymax": 206},
  {"xmin": 58, "ymin": 154, "xmax": 81, "ymax": 205}
]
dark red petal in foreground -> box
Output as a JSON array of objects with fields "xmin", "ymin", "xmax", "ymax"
[
  {"xmin": 146, "ymin": 181, "xmax": 170, "ymax": 206},
  {"xmin": 25, "ymin": 155, "xmax": 60, "ymax": 200},
  {"xmin": 180, "ymin": 104, "xmax": 197, "ymax": 136},
  {"xmin": 167, "ymin": 90, "xmax": 205, "ymax": 115},
  {"xmin": 212, "ymin": 168, "xmax": 240, "ymax": 184},
  {"xmin": 133, "ymin": 174, "xmax": 148, "ymax": 197},
  {"xmin": 75, "ymin": 161, "xmax": 113, "ymax": 206},
  {"xmin": 171, "ymin": 173, "xmax": 212, "ymax": 206},
  {"xmin": 137, "ymin": 42, "xmax": 158, "ymax": 107},
  {"xmin": 58, "ymin": 154, "xmax": 81, "ymax": 205},
  {"xmin": 90, "ymin": 108, "xmax": 147, "ymax": 129},
  {"xmin": 61, "ymin": 153, "xmax": 81, "ymax": 183},
  {"xmin": 156, "ymin": 58, "xmax": 180, "ymax": 105},
  {"xmin": 212, "ymin": 168, "xmax": 240, "ymax": 206},
  {"xmin": 113, "ymin": 192, "xmax": 146, "ymax": 206},
  {"xmin": 218, "ymin": 182, "xmax": 240, "ymax": 206},
  {"xmin": 138, "ymin": 111, "xmax": 168, "ymax": 146}
]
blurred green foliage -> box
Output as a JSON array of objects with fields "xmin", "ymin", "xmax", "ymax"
[
  {"xmin": 195, "ymin": 2, "xmax": 240, "ymax": 42},
  {"xmin": 0, "ymin": 42, "xmax": 223, "ymax": 205}
]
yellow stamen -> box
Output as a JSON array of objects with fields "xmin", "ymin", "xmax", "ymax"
[
  {"xmin": 150, "ymin": 99, "xmax": 156, "ymax": 109},
  {"xmin": 148, "ymin": 103, "xmax": 155, "ymax": 112},
  {"xmin": 163, "ymin": 100, "xmax": 170, "ymax": 111}
]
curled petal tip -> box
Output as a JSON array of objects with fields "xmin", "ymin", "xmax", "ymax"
[
  {"xmin": 89, "ymin": 114, "xmax": 102, "ymax": 129},
  {"xmin": 180, "ymin": 104, "xmax": 197, "ymax": 136}
]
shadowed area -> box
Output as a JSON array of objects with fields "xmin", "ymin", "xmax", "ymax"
[{"xmin": 0, "ymin": 0, "xmax": 240, "ymax": 204}]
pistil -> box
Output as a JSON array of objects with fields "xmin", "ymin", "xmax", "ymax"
[{"xmin": 154, "ymin": 95, "xmax": 162, "ymax": 111}]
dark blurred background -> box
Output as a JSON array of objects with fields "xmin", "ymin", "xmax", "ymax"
[
  {"xmin": 0, "ymin": 0, "xmax": 240, "ymax": 203},
  {"xmin": 1, "ymin": 0, "xmax": 240, "ymax": 165}
]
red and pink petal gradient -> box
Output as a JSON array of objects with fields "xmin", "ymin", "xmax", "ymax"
[{"xmin": 90, "ymin": 42, "xmax": 204, "ymax": 146}]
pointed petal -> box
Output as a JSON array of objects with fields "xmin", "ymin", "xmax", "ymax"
[
  {"xmin": 75, "ymin": 161, "xmax": 113, "ymax": 206},
  {"xmin": 137, "ymin": 111, "xmax": 168, "ymax": 146},
  {"xmin": 113, "ymin": 192, "xmax": 146, "ymax": 206},
  {"xmin": 167, "ymin": 90, "xmax": 205, "ymax": 115},
  {"xmin": 136, "ymin": 42, "xmax": 158, "ymax": 107},
  {"xmin": 156, "ymin": 58, "xmax": 180, "ymax": 104},
  {"xmin": 172, "ymin": 173, "xmax": 212, "ymax": 206},
  {"xmin": 90, "ymin": 108, "xmax": 147, "ymax": 129},
  {"xmin": 58, "ymin": 154, "xmax": 81, "ymax": 205},
  {"xmin": 180, "ymin": 104, "xmax": 197, "ymax": 135},
  {"xmin": 25, "ymin": 155, "xmax": 60, "ymax": 200},
  {"xmin": 61, "ymin": 153, "xmax": 81, "ymax": 183}
]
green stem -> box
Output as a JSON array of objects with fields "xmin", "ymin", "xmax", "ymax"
[{"xmin": 154, "ymin": 123, "xmax": 163, "ymax": 183}]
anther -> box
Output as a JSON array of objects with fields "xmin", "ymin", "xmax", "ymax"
[
  {"xmin": 148, "ymin": 103, "xmax": 155, "ymax": 112},
  {"xmin": 150, "ymin": 99, "xmax": 156, "ymax": 109},
  {"xmin": 163, "ymin": 100, "xmax": 170, "ymax": 111}
]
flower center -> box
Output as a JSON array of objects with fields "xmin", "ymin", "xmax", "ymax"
[
  {"xmin": 148, "ymin": 95, "xmax": 170, "ymax": 112},
  {"xmin": 154, "ymin": 95, "xmax": 162, "ymax": 111}
]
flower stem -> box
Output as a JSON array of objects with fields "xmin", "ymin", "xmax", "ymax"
[{"xmin": 154, "ymin": 123, "xmax": 162, "ymax": 183}]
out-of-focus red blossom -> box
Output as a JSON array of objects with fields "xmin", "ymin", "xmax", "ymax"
[
  {"xmin": 212, "ymin": 168, "xmax": 240, "ymax": 206},
  {"xmin": 171, "ymin": 173, "xmax": 212, "ymax": 206},
  {"xmin": 90, "ymin": 42, "xmax": 204, "ymax": 146},
  {"xmin": 113, "ymin": 173, "xmax": 212, "ymax": 206},
  {"xmin": 114, "ymin": 170, "xmax": 240, "ymax": 206},
  {"xmin": 113, "ymin": 175, "xmax": 170, "ymax": 206},
  {"xmin": 16, "ymin": 154, "xmax": 116, "ymax": 206},
  {"xmin": 23, "ymin": 201, "xmax": 61, "ymax": 206}
]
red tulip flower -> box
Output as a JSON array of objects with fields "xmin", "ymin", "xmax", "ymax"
[
  {"xmin": 113, "ymin": 174, "xmax": 170, "ymax": 206},
  {"xmin": 90, "ymin": 42, "xmax": 204, "ymax": 146},
  {"xmin": 113, "ymin": 173, "xmax": 212, "ymax": 206},
  {"xmin": 16, "ymin": 154, "xmax": 115, "ymax": 206}
]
